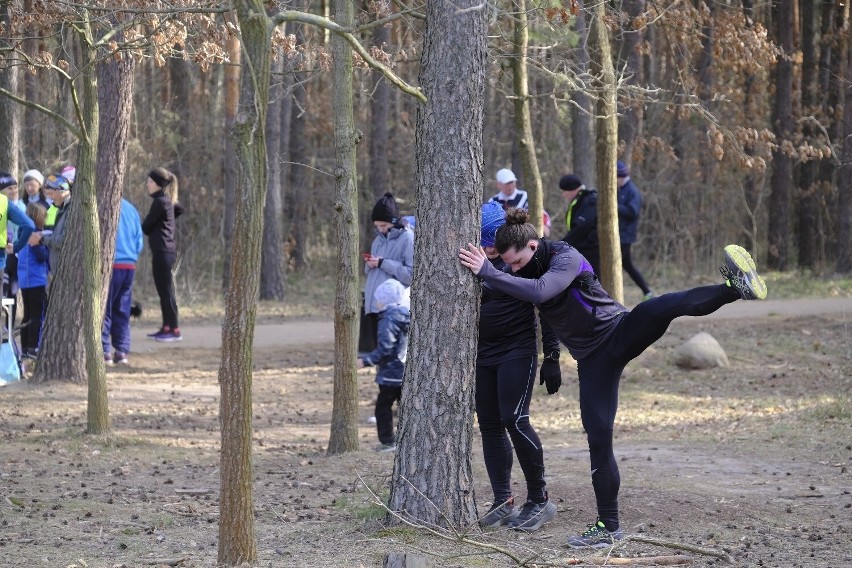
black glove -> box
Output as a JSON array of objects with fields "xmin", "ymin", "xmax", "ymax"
[{"xmin": 539, "ymin": 358, "xmax": 562, "ymax": 395}]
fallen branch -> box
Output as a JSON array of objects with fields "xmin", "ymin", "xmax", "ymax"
[
  {"xmin": 564, "ymin": 556, "xmax": 692, "ymax": 565},
  {"xmin": 626, "ymin": 535, "xmax": 733, "ymax": 564},
  {"xmin": 142, "ymin": 558, "xmax": 187, "ymax": 566}
]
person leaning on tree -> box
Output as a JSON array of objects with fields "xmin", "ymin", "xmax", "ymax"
[
  {"xmin": 459, "ymin": 207, "xmax": 767, "ymax": 549},
  {"xmin": 475, "ymin": 202, "xmax": 559, "ymax": 533}
]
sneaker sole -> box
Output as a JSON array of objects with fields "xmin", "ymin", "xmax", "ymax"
[
  {"xmin": 154, "ymin": 336, "xmax": 182, "ymax": 342},
  {"xmin": 724, "ymin": 245, "xmax": 767, "ymax": 300},
  {"xmin": 480, "ymin": 509, "xmax": 519, "ymax": 529},
  {"xmin": 510, "ymin": 502, "xmax": 557, "ymax": 532}
]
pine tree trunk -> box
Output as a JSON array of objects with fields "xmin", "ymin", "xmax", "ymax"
[
  {"xmin": 387, "ymin": 0, "xmax": 486, "ymax": 529},
  {"xmin": 288, "ymin": 28, "xmax": 308, "ymax": 270},
  {"xmin": 217, "ymin": 0, "xmax": 271, "ymax": 563},
  {"xmin": 222, "ymin": 26, "xmax": 241, "ymax": 291},
  {"xmin": 511, "ymin": 0, "xmax": 544, "ymax": 236},
  {"xmin": 589, "ymin": 1, "xmax": 623, "ymax": 303},
  {"xmin": 326, "ymin": 0, "xmax": 360, "ymax": 455},
  {"xmin": 368, "ymin": 20, "xmax": 390, "ymax": 197},
  {"xmin": 616, "ymin": 0, "xmax": 645, "ymax": 168},
  {"xmin": 768, "ymin": 0, "xmax": 794, "ymax": 270},
  {"xmin": 837, "ymin": 7, "xmax": 852, "ymax": 274}
]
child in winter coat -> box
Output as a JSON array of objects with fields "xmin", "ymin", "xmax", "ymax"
[
  {"xmin": 357, "ymin": 278, "xmax": 410, "ymax": 452},
  {"xmin": 18, "ymin": 202, "xmax": 49, "ymax": 358}
]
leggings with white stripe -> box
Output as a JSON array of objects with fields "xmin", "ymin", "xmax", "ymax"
[{"xmin": 475, "ymin": 355, "xmax": 546, "ymax": 504}]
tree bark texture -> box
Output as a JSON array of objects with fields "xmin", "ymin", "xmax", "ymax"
[
  {"xmin": 768, "ymin": 0, "xmax": 794, "ymax": 270},
  {"xmin": 571, "ymin": 0, "xmax": 596, "ymax": 184},
  {"xmin": 288, "ymin": 20, "xmax": 308, "ymax": 271},
  {"xmin": 797, "ymin": 4, "xmax": 821, "ymax": 269},
  {"xmin": 217, "ymin": 1, "xmax": 271, "ymax": 564},
  {"xmin": 387, "ymin": 0, "xmax": 486, "ymax": 529},
  {"xmin": 326, "ymin": 0, "xmax": 360, "ymax": 455},
  {"xmin": 589, "ymin": 0, "xmax": 623, "ymax": 303},
  {"xmin": 369, "ymin": 20, "xmax": 391, "ymax": 198},
  {"xmin": 0, "ymin": 0, "xmax": 19, "ymax": 174},
  {"xmin": 511, "ymin": 0, "xmax": 544, "ymax": 236}
]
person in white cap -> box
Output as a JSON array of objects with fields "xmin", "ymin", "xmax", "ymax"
[{"xmin": 490, "ymin": 168, "xmax": 528, "ymax": 210}]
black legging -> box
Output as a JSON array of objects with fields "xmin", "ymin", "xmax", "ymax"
[
  {"xmin": 3, "ymin": 255, "xmax": 19, "ymax": 324},
  {"xmin": 20, "ymin": 286, "xmax": 47, "ymax": 353},
  {"xmin": 375, "ymin": 384, "xmax": 401, "ymax": 445},
  {"xmin": 151, "ymin": 250, "xmax": 179, "ymax": 330},
  {"xmin": 476, "ymin": 355, "xmax": 546, "ymax": 504},
  {"xmin": 621, "ymin": 243, "xmax": 651, "ymax": 295},
  {"xmin": 578, "ymin": 283, "xmax": 740, "ymax": 529}
]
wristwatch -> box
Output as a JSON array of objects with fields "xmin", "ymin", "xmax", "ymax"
[{"xmin": 543, "ymin": 351, "xmax": 560, "ymax": 361}]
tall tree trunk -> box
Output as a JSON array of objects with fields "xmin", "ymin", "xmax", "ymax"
[
  {"xmin": 222, "ymin": 26, "xmax": 241, "ymax": 291},
  {"xmin": 741, "ymin": 0, "xmax": 761, "ymax": 252},
  {"xmin": 388, "ymin": 0, "xmax": 486, "ymax": 528},
  {"xmin": 0, "ymin": 0, "xmax": 19, "ymax": 174},
  {"xmin": 326, "ymin": 0, "xmax": 360, "ymax": 455},
  {"xmin": 768, "ymin": 0, "xmax": 794, "ymax": 270},
  {"xmin": 837, "ymin": 4, "xmax": 852, "ymax": 273},
  {"xmin": 77, "ymin": 16, "xmax": 107, "ymax": 434},
  {"xmin": 260, "ymin": 51, "xmax": 286, "ymax": 301},
  {"xmin": 589, "ymin": 0, "xmax": 623, "ymax": 303},
  {"xmin": 571, "ymin": 0, "xmax": 596, "ymax": 184},
  {"xmin": 218, "ymin": 0, "xmax": 272, "ymax": 563},
  {"xmin": 368, "ymin": 19, "xmax": 390, "ymax": 197},
  {"xmin": 798, "ymin": 3, "xmax": 820, "ymax": 269},
  {"xmin": 617, "ymin": 0, "xmax": 645, "ymax": 168},
  {"xmin": 289, "ymin": 21, "xmax": 309, "ymax": 270},
  {"xmin": 512, "ymin": 0, "xmax": 544, "ymax": 236}
]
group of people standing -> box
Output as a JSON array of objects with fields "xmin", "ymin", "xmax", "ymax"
[{"xmin": 0, "ymin": 165, "xmax": 184, "ymax": 368}]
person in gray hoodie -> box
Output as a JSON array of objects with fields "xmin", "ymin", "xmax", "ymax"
[{"xmin": 361, "ymin": 192, "xmax": 414, "ymax": 352}]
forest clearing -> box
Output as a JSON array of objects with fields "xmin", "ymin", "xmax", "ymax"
[{"xmin": 1, "ymin": 299, "xmax": 849, "ymax": 567}]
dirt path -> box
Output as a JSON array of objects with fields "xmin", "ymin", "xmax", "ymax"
[{"xmin": 135, "ymin": 297, "xmax": 852, "ymax": 350}]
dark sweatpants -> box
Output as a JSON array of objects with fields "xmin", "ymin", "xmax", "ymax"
[
  {"xmin": 579, "ymin": 284, "xmax": 740, "ymax": 530},
  {"xmin": 475, "ymin": 355, "xmax": 546, "ymax": 504},
  {"xmin": 375, "ymin": 384, "xmax": 401, "ymax": 445},
  {"xmin": 621, "ymin": 243, "xmax": 652, "ymax": 295},
  {"xmin": 151, "ymin": 250, "xmax": 179, "ymax": 330}
]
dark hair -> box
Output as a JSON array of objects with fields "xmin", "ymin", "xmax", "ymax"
[{"xmin": 495, "ymin": 207, "xmax": 538, "ymax": 254}]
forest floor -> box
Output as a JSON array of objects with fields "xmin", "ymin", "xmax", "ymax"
[{"xmin": 0, "ymin": 297, "xmax": 850, "ymax": 567}]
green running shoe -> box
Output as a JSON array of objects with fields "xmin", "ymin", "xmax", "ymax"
[
  {"xmin": 566, "ymin": 519, "xmax": 625, "ymax": 549},
  {"xmin": 721, "ymin": 244, "xmax": 767, "ymax": 300}
]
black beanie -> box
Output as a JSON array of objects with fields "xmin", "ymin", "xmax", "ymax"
[
  {"xmin": 0, "ymin": 171, "xmax": 17, "ymax": 190},
  {"xmin": 149, "ymin": 167, "xmax": 172, "ymax": 188},
  {"xmin": 371, "ymin": 192, "xmax": 399, "ymax": 223},
  {"xmin": 559, "ymin": 174, "xmax": 583, "ymax": 191}
]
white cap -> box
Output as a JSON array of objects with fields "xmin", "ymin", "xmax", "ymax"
[
  {"xmin": 23, "ymin": 169, "xmax": 44, "ymax": 185},
  {"xmin": 495, "ymin": 168, "xmax": 517, "ymax": 184}
]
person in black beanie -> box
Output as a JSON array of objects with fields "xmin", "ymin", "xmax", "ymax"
[
  {"xmin": 142, "ymin": 167, "xmax": 184, "ymax": 342},
  {"xmin": 559, "ymin": 174, "xmax": 600, "ymax": 275},
  {"xmin": 360, "ymin": 192, "xmax": 413, "ymax": 354}
]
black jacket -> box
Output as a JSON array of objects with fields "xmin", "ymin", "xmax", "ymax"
[
  {"xmin": 142, "ymin": 190, "xmax": 184, "ymax": 253},
  {"xmin": 562, "ymin": 188, "xmax": 598, "ymax": 256}
]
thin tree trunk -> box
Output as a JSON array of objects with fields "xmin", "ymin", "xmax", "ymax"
[
  {"xmin": 369, "ymin": 19, "xmax": 390, "ymax": 197},
  {"xmin": 837, "ymin": 3, "xmax": 852, "ymax": 273},
  {"xmin": 512, "ymin": 0, "xmax": 544, "ymax": 236},
  {"xmin": 617, "ymin": 0, "xmax": 645, "ymax": 168},
  {"xmin": 289, "ymin": 20, "xmax": 308, "ymax": 270},
  {"xmin": 798, "ymin": 3, "xmax": 820, "ymax": 269},
  {"xmin": 571, "ymin": 0, "xmax": 595, "ymax": 184},
  {"xmin": 768, "ymin": 0, "xmax": 794, "ymax": 270},
  {"xmin": 589, "ymin": 0, "xmax": 623, "ymax": 303},
  {"xmin": 218, "ymin": 0, "xmax": 271, "ymax": 563},
  {"xmin": 388, "ymin": 0, "xmax": 486, "ymax": 528},
  {"xmin": 326, "ymin": 0, "xmax": 360, "ymax": 455}
]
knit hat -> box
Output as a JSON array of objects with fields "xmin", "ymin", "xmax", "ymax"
[
  {"xmin": 23, "ymin": 169, "xmax": 44, "ymax": 186},
  {"xmin": 61, "ymin": 165, "xmax": 76, "ymax": 184},
  {"xmin": 481, "ymin": 202, "xmax": 506, "ymax": 248},
  {"xmin": 44, "ymin": 174, "xmax": 71, "ymax": 192},
  {"xmin": 0, "ymin": 172, "xmax": 17, "ymax": 190},
  {"xmin": 616, "ymin": 161, "xmax": 629, "ymax": 177},
  {"xmin": 495, "ymin": 168, "xmax": 517, "ymax": 184},
  {"xmin": 371, "ymin": 192, "xmax": 399, "ymax": 224},
  {"xmin": 149, "ymin": 167, "xmax": 172, "ymax": 188},
  {"xmin": 559, "ymin": 174, "xmax": 583, "ymax": 191},
  {"xmin": 373, "ymin": 279, "xmax": 406, "ymax": 310}
]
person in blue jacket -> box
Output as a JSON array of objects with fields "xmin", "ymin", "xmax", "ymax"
[
  {"xmin": 616, "ymin": 161, "xmax": 653, "ymax": 299},
  {"xmin": 460, "ymin": 208, "xmax": 766, "ymax": 549},
  {"xmin": 103, "ymin": 199, "xmax": 144, "ymax": 365},
  {"xmin": 18, "ymin": 202, "xmax": 48, "ymax": 358},
  {"xmin": 357, "ymin": 278, "xmax": 410, "ymax": 453}
]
